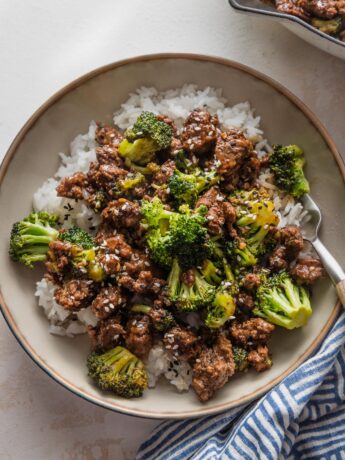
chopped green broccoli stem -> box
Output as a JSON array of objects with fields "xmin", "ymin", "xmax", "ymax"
[
  {"xmin": 87, "ymin": 346, "xmax": 148, "ymax": 398},
  {"xmin": 118, "ymin": 112, "xmax": 172, "ymax": 166},
  {"xmin": 131, "ymin": 304, "xmax": 175, "ymax": 332},
  {"xmin": 119, "ymin": 138, "xmax": 158, "ymax": 166},
  {"xmin": 201, "ymin": 259, "xmax": 223, "ymax": 285},
  {"xmin": 254, "ymin": 272, "xmax": 312, "ymax": 329},
  {"xmin": 168, "ymin": 168, "xmax": 219, "ymax": 206},
  {"xmin": 58, "ymin": 226, "xmax": 94, "ymax": 249},
  {"xmin": 311, "ymin": 17, "xmax": 341, "ymax": 35},
  {"xmin": 269, "ymin": 145, "xmax": 310, "ymax": 198},
  {"xmin": 118, "ymin": 172, "xmax": 145, "ymax": 191},
  {"xmin": 167, "ymin": 258, "xmax": 216, "ymax": 312},
  {"xmin": 9, "ymin": 212, "xmax": 59, "ymax": 267},
  {"xmin": 204, "ymin": 285, "xmax": 236, "ymax": 329},
  {"xmin": 233, "ymin": 346, "xmax": 249, "ymax": 372}
]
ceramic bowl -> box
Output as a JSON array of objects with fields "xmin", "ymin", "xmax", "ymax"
[
  {"xmin": 0, "ymin": 54, "xmax": 344, "ymax": 419},
  {"xmin": 229, "ymin": 0, "xmax": 345, "ymax": 60}
]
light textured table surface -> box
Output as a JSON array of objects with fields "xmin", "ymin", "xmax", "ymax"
[{"xmin": 0, "ymin": 1, "xmax": 345, "ymax": 459}]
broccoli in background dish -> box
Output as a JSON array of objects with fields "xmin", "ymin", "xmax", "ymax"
[
  {"xmin": 269, "ymin": 144, "xmax": 310, "ymax": 198},
  {"xmin": 311, "ymin": 17, "xmax": 342, "ymax": 35},
  {"xmin": 131, "ymin": 304, "xmax": 175, "ymax": 332},
  {"xmin": 167, "ymin": 258, "xmax": 216, "ymax": 312},
  {"xmin": 9, "ymin": 212, "xmax": 59, "ymax": 267},
  {"xmin": 87, "ymin": 346, "xmax": 148, "ymax": 398},
  {"xmin": 254, "ymin": 272, "xmax": 312, "ymax": 330},
  {"xmin": 204, "ymin": 285, "xmax": 236, "ymax": 329},
  {"xmin": 141, "ymin": 197, "xmax": 208, "ymax": 270},
  {"xmin": 118, "ymin": 111, "xmax": 172, "ymax": 167},
  {"xmin": 168, "ymin": 168, "xmax": 219, "ymax": 206}
]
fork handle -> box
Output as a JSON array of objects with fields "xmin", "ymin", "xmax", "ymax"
[
  {"xmin": 336, "ymin": 280, "xmax": 345, "ymax": 307},
  {"xmin": 312, "ymin": 238, "xmax": 345, "ymax": 305}
]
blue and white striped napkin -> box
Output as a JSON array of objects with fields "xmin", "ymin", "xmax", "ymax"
[{"xmin": 136, "ymin": 311, "xmax": 345, "ymax": 460}]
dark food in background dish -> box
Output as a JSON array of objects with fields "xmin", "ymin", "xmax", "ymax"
[{"xmin": 271, "ymin": 0, "xmax": 345, "ymax": 41}]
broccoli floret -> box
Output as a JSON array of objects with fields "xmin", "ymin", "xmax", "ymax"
[
  {"xmin": 57, "ymin": 226, "xmax": 104, "ymax": 282},
  {"xmin": 9, "ymin": 212, "xmax": 59, "ymax": 267},
  {"xmin": 204, "ymin": 285, "xmax": 236, "ymax": 329},
  {"xmin": 167, "ymin": 258, "xmax": 216, "ymax": 312},
  {"xmin": 118, "ymin": 112, "xmax": 172, "ymax": 166},
  {"xmin": 58, "ymin": 226, "xmax": 94, "ymax": 249},
  {"xmin": 87, "ymin": 346, "xmax": 148, "ymax": 398},
  {"xmin": 311, "ymin": 17, "xmax": 341, "ymax": 35},
  {"xmin": 131, "ymin": 304, "xmax": 175, "ymax": 331},
  {"xmin": 269, "ymin": 145, "xmax": 310, "ymax": 198},
  {"xmin": 142, "ymin": 197, "xmax": 208, "ymax": 270},
  {"xmin": 233, "ymin": 346, "xmax": 249, "ymax": 372},
  {"xmin": 168, "ymin": 168, "xmax": 219, "ymax": 206},
  {"xmin": 254, "ymin": 272, "xmax": 312, "ymax": 330},
  {"xmin": 118, "ymin": 172, "xmax": 145, "ymax": 192},
  {"xmin": 226, "ymin": 239, "xmax": 258, "ymax": 268},
  {"xmin": 230, "ymin": 189, "xmax": 279, "ymax": 258}
]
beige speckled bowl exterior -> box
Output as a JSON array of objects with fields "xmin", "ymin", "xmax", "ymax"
[{"xmin": 0, "ymin": 54, "xmax": 344, "ymax": 419}]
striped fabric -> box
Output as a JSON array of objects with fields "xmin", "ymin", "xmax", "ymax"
[{"xmin": 136, "ymin": 311, "xmax": 345, "ymax": 460}]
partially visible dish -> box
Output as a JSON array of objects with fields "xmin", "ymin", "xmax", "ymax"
[
  {"xmin": 271, "ymin": 0, "xmax": 345, "ymax": 41},
  {"xmin": 229, "ymin": 0, "xmax": 345, "ymax": 59},
  {"xmin": 9, "ymin": 85, "xmax": 323, "ymax": 403}
]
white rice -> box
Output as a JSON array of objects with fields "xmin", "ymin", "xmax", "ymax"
[
  {"xmin": 145, "ymin": 344, "xmax": 192, "ymax": 392},
  {"xmin": 32, "ymin": 85, "xmax": 309, "ymax": 391}
]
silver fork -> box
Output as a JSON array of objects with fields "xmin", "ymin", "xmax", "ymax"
[{"xmin": 301, "ymin": 194, "xmax": 345, "ymax": 304}]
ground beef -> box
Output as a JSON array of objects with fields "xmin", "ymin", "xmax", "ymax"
[
  {"xmin": 223, "ymin": 201, "xmax": 237, "ymax": 236},
  {"xmin": 163, "ymin": 326, "xmax": 201, "ymax": 362},
  {"xmin": 56, "ymin": 172, "xmax": 88, "ymax": 200},
  {"xmin": 268, "ymin": 246, "xmax": 289, "ymax": 272},
  {"xmin": 91, "ymin": 286, "xmax": 126, "ymax": 320},
  {"xmin": 192, "ymin": 335, "xmax": 235, "ymax": 402},
  {"xmin": 181, "ymin": 109, "xmax": 218, "ymax": 154},
  {"xmin": 46, "ymin": 240, "xmax": 74, "ymax": 275},
  {"xmin": 278, "ymin": 225, "xmax": 304, "ymax": 259},
  {"xmin": 230, "ymin": 318, "xmax": 275, "ymax": 346},
  {"xmin": 118, "ymin": 271, "xmax": 166, "ymax": 295},
  {"xmin": 125, "ymin": 315, "xmax": 153, "ymax": 359},
  {"xmin": 101, "ymin": 199, "xmax": 141, "ymax": 228},
  {"xmin": 196, "ymin": 187, "xmax": 226, "ymax": 235},
  {"xmin": 123, "ymin": 251, "xmax": 152, "ymax": 275},
  {"xmin": 275, "ymin": 0, "xmax": 310, "ymax": 20},
  {"xmin": 307, "ymin": 0, "xmax": 338, "ymax": 18},
  {"xmin": 54, "ymin": 279, "xmax": 96, "ymax": 311},
  {"xmin": 236, "ymin": 292, "xmax": 255, "ymax": 311},
  {"xmin": 291, "ymin": 258, "xmax": 324, "ymax": 285},
  {"xmin": 247, "ymin": 345, "xmax": 273, "ymax": 372},
  {"xmin": 95, "ymin": 145, "xmax": 124, "ymax": 166},
  {"xmin": 101, "ymin": 234, "xmax": 133, "ymax": 259},
  {"xmin": 95, "ymin": 123, "xmax": 123, "ymax": 147},
  {"xmin": 88, "ymin": 317, "xmax": 125, "ymax": 351},
  {"xmin": 215, "ymin": 129, "xmax": 259, "ymax": 192},
  {"xmin": 243, "ymin": 273, "xmax": 262, "ymax": 291},
  {"xmin": 152, "ymin": 159, "xmax": 176, "ymax": 185},
  {"xmin": 87, "ymin": 162, "xmax": 128, "ymax": 194}
]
